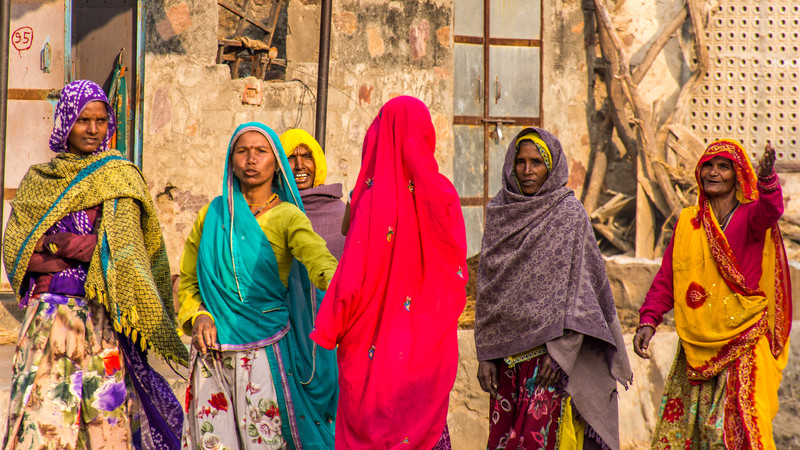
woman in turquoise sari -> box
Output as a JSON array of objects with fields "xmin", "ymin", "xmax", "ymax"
[{"xmin": 179, "ymin": 122, "xmax": 338, "ymax": 449}]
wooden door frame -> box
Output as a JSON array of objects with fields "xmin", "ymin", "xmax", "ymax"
[{"xmin": 66, "ymin": 0, "xmax": 145, "ymax": 168}]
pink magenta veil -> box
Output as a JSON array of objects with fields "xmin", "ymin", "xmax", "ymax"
[{"xmin": 311, "ymin": 96, "xmax": 467, "ymax": 448}]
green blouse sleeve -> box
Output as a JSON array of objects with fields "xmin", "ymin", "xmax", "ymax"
[
  {"xmin": 284, "ymin": 206, "xmax": 339, "ymax": 290},
  {"xmin": 177, "ymin": 203, "xmax": 210, "ymax": 336}
]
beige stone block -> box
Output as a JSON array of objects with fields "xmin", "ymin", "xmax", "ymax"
[
  {"xmin": 604, "ymin": 255, "xmax": 662, "ymax": 315},
  {"xmin": 790, "ymin": 261, "xmax": 800, "ymax": 320},
  {"xmin": 618, "ymin": 332, "xmax": 679, "ymax": 449},
  {"xmin": 448, "ymin": 330, "xmax": 489, "ymax": 450}
]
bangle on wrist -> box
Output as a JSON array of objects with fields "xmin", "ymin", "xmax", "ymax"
[
  {"xmin": 636, "ymin": 323, "xmax": 656, "ymax": 333},
  {"xmin": 191, "ymin": 311, "xmax": 214, "ymax": 326}
]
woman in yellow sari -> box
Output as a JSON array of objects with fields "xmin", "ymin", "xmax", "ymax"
[{"xmin": 634, "ymin": 140, "xmax": 792, "ymax": 449}]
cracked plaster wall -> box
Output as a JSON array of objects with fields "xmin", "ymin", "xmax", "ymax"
[{"xmin": 142, "ymin": 0, "xmax": 454, "ymax": 272}]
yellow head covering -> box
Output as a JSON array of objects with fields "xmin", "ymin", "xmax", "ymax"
[
  {"xmin": 279, "ymin": 129, "xmax": 327, "ymax": 187},
  {"xmin": 515, "ymin": 132, "xmax": 552, "ymax": 172}
]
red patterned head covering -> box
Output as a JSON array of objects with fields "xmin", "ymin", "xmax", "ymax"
[{"xmin": 695, "ymin": 138, "xmax": 758, "ymax": 204}]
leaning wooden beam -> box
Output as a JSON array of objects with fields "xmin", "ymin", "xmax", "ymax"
[
  {"xmin": 583, "ymin": 115, "xmax": 614, "ymax": 214},
  {"xmin": 595, "ymin": 25, "xmax": 639, "ymax": 155},
  {"xmin": 594, "ymin": 0, "xmax": 681, "ymax": 256},
  {"xmin": 593, "ymin": 0, "xmax": 656, "ymax": 144},
  {"xmin": 591, "ymin": 192, "xmax": 635, "ymax": 222},
  {"xmin": 632, "ymin": 6, "xmax": 689, "ymax": 85},
  {"xmin": 657, "ymin": 0, "xmax": 710, "ymax": 144},
  {"xmin": 593, "ymin": 222, "xmax": 634, "ymax": 254}
]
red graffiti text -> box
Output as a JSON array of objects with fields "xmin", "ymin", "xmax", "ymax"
[{"xmin": 12, "ymin": 26, "xmax": 34, "ymax": 52}]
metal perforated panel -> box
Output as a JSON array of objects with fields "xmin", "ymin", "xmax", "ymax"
[{"xmin": 689, "ymin": 1, "xmax": 800, "ymax": 161}]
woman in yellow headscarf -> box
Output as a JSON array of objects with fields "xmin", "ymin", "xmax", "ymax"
[
  {"xmin": 634, "ymin": 140, "xmax": 792, "ymax": 449},
  {"xmin": 280, "ymin": 129, "xmax": 346, "ymax": 259}
]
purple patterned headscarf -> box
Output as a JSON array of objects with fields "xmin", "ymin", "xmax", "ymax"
[{"xmin": 48, "ymin": 80, "xmax": 116, "ymax": 153}]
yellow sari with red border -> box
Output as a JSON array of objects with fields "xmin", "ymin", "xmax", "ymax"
[{"xmin": 667, "ymin": 139, "xmax": 792, "ymax": 450}]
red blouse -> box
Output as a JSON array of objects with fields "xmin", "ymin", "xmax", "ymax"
[
  {"xmin": 639, "ymin": 173, "xmax": 784, "ymax": 327},
  {"xmin": 26, "ymin": 205, "xmax": 101, "ymax": 296}
]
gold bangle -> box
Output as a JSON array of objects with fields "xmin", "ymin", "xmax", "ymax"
[{"xmin": 191, "ymin": 311, "xmax": 214, "ymax": 326}]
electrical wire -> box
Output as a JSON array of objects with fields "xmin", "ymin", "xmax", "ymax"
[{"xmin": 270, "ymin": 60, "xmax": 375, "ymax": 122}]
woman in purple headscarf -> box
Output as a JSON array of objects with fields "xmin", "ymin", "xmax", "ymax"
[
  {"xmin": 2, "ymin": 80, "xmax": 187, "ymax": 449},
  {"xmin": 474, "ymin": 128, "xmax": 632, "ymax": 450}
]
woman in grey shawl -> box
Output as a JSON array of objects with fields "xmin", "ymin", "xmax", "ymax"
[{"xmin": 475, "ymin": 127, "xmax": 632, "ymax": 450}]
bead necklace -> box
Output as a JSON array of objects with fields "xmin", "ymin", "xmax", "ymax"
[{"xmin": 249, "ymin": 193, "xmax": 279, "ymax": 216}]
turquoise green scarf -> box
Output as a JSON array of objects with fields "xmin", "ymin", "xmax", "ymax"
[{"xmin": 196, "ymin": 122, "xmax": 337, "ymax": 448}]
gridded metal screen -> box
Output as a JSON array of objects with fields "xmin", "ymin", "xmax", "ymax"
[{"xmin": 688, "ymin": 1, "xmax": 800, "ymax": 161}]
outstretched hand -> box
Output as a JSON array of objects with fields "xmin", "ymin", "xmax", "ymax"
[
  {"xmin": 633, "ymin": 326, "xmax": 655, "ymax": 359},
  {"xmin": 757, "ymin": 142, "xmax": 776, "ymax": 178}
]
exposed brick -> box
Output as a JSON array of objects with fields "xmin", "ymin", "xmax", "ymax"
[
  {"xmin": 333, "ymin": 12, "xmax": 358, "ymax": 35},
  {"xmin": 409, "ymin": 19, "xmax": 429, "ymax": 60},
  {"xmin": 367, "ymin": 26, "xmax": 385, "ymax": 57},
  {"xmin": 151, "ymin": 87, "xmax": 172, "ymax": 134},
  {"xmin": 436, "ymin": 26, "xmax": 450, "ymax": 49},
  {"xmin": 566, "ymin": 158, "xmax": 586, "ymax": 190},
  {"xmin": 434, "ymin": 66, "xmax": 450, "ymax": 80},
  {"xmin": 358, "ymin": 84, "xmax": 373, "ymax": 105}
]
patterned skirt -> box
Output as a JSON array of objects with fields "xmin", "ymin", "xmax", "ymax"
[
  {"xmin": 487, "ymin": 350, "xmax": 590, "ymax": 450},
  {"xmin": 182, "ymin": 347, "xmax": 286, "ymax": 450},
  {"xmin": 4, "ymin": 294, "xmax": 183, "ymax": 450},
  {"xmin": 652, "ymin": 336, "xmax": 786, "ymax": 450}
]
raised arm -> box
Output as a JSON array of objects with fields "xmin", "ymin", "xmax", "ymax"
[{"xmin": 750, "ymin": 144, "xmax": 784, "ymax": 237}]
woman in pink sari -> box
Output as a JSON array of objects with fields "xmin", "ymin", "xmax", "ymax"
[{"xmin": 311, "ymin": 96, "xmax": 467, "ymax": 449}]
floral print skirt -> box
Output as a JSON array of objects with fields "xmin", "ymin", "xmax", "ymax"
[
  {"xmin": 183, "ymin": 347, "xmax": 285, "ymax": 450},
  {"xmin": 487, "ymin": 353, "xmax": 588, "ymax": 450},
  {"xmin": 651, "ymin": 345, "xmax": 728, "ymax": 449},
  {"xmin": 5, "ymin": 294, "xmax": 141, "ymax": 449}
]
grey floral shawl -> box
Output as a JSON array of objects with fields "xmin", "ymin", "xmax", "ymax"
[{"xmin": 474, "ymin": 127, "xmax": 632, "ymax": 448}]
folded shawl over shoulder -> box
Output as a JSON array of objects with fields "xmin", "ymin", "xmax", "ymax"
[
  {"xmin": 475, "ymin": 127, "xmax": 632, "ymax": 449},
  {"xmin": 4, "ymin": 151, "xmax": 189, "ymax": 366},
  {"xmin": 311, "ymin": 96, "xmax": 467, "ymax": 449}
]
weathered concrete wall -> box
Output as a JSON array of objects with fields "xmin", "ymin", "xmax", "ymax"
[
  {"xmin": 143, "ymin": 0, "xmax": 315, "ymax": 271},
  {"xmin": 320, "ymin": 0, "xmax": 456, "ymax": 187},
  {"xmin": 542, "ymin": 0, "xmax": 594, "ymax": 199},
  {"xmin": 142, "ymin": 0, "xmax": 453, "ymax": 271}
]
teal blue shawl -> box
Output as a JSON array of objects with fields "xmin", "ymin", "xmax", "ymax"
[{"xmin": 196, "ymin": 122, "xmax": 337, "ymax": 449}]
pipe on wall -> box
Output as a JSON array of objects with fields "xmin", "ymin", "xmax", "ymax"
[
  {"xmin": 0, "ymin": 0, "xmax": 11, "ymax": 239},
  {"xmin": 314, "ymin": 0, "xmax": 332, "ymax": 151}
]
